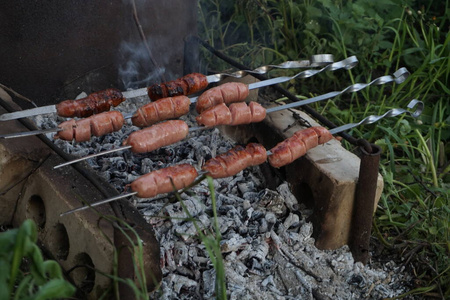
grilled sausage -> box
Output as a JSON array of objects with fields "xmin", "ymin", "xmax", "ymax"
[
  {"xmin": 54, "ymin": 111, "xmax": 124, "ymax": 142},
  {"xmin": 195, "ymin": 82, "xmax": 249, "ymax": 113},
  {"xmin": 202, "ymin": 143, "xmax": 267, "ymax": 178},
  {"xmin": 132, "ymin": 95, "xmax": 191, "ymax": 127},
  {"xmin": 196, "ymin": 101, "xmax": 266, "ymax": 127},
  {"xmin": 56, "ymin": 88, "xmax": 125, "ymax": 118},
  {"xmin": 268, "ymin": 127, "xmax": 333, "ymax": 168},
  {"xmin": 196, "ymin": 103, "xmax": 231, "ymax": 127},
  {"xmin": 147, "ymin": 73, "xmax": 208, "ymax": 100},
  {"xmin": 130, "ymin": 164, "xmax": 198, "ymax": 198},
  {"xmin": 122, "ymin": 120, "xmax": 189, "ymax": 153},
  {"xmin": 311, "ymin": 126, "xmax": 333, "ymax": 144}
]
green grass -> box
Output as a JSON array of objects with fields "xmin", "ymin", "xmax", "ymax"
[
  {"xmin": 0, "ymin": 220, "xmax": 76, "ymax": 300},
  {"xmin": 198, "ymin": 0, "xmax": 449, "ymax": 298}
]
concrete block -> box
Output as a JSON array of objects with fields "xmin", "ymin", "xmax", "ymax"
[{"xmin": 0, "ymin": 99, "xmax": 161, "ymax": 298}]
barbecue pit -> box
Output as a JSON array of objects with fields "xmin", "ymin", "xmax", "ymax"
[{"xmin": 0, "ymin": 2, "xmax": 416, "ymax": 298}]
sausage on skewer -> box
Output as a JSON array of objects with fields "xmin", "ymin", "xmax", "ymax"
[
  {"xmin": 268, "ymin": 126, "xmax": 333, "ymax": 168},
  {"xmin": 195, "ymin": 82, "xmax": 249, "ymax": 113},
  {"xmin": 130, "ymin": 164, "xmax": 198, "ymax": 198},
  {"xmin": 58, "ymin": 127, "xmax": 334, "ymax": 215},
  {"xmin": 202, "ymin": 143, "xmax": 267, "ymax": 178},
  {"xmin": 148, "ymin": 73, "xmax": 208, "ymax": 100},
  {"xmin": 196, "ymin": 101, "xmax": 266, "ymax": 127},
  {"xmin": 123, "ymin": 120, "xmax": 189, "ymax": 153},
  {"xmin": 131, "ymin": 95, "xmax": 191, "ymax": 127},
  {"xmin": 57, "ymin": 88, "xmax": 125, "ymax": 118},
  {"xmin": 54, "ymin": 111, "xmax": 125, "ymax": 142}
]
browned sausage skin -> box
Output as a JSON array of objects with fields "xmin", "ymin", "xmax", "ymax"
[
  {"xmin": 56, "ymin": 88, "xmax": 125, "ymax": 118},
  {"xmin": 123, "ymin": 120, "xmax": 189, "ymax": 153},
  {"xmin": 195, "ymin": 82, "xmax": 249, "ymax": 113},
  {"xmin": 202, "ymin": 143, "xmax": 267, "ymax": 178},
  {"xmin": 147, "ymin": 73, "xmax": 208, "ymax": 100},
  {"xmin": 54, "ymin": 111, "xmax": 124, "ymax": 142},
  {"xmin": 130, "ymin": 164, "xmax": 198, "ymax": 198},
  {"xmin": 131, "ymin": 96, "xmax": 191, "ymax": 127},
  {"xmin": 195, "ymin": 103, "xmax": 232, "ymax": 127},
  {"xmin": 268, "ymin": 126, "xmax": 333, "ymax": 168},
  {"xmin": 311, "ymin": 126, "xmax": 333, "ymax": 144},
  {"xmin": 196, "ymin": 101, "xmax": 266, "ymax": 127}
]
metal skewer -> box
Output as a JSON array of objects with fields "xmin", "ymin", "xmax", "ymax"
[
  {"xmin": 120, "ymin": 54, "xmax": 335, "ymax": 99},
  {"xmin": 53, "ymin": 69, "xmax": 411, "ymax": 170},
  {"xmin": 204, "ymin": 54, "xmax": 335, "ymax": 83},
  {"xmin": 0, "ymin": 55, "xmax": 335, "ymax": 122},
  {"xmin": 0, "ymin": 57, "xmax": 359, "ymax": 139},
  {"xmin": 59, "ymin": 99, "xmax": 423, "ymax": 217},
  {"xmin": 188, "ymin": 56, "xmax": 358, "ymax": 103},
  {"xmin": 53, "ymin": 126, "xmax": 206, "ymax": 169}
]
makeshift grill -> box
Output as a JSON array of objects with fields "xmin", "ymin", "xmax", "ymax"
[{"xmin": 0, "ymin": 37, "xmax": 423, "ymax": 299}]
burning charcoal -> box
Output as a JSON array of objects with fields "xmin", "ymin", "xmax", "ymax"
[
  {"xmin": 238, "ymin": 225, "xmax": 248, "ymax": 236},
  {"xmin": 165, "ymin": 199, "xmax": 205, "ymax": 225},
  {"xmin": 261, "ymin": 275, "xmax": 285, "ymax": 296},
  {"xmin": 224, "ymin": 258, "xmax": 248, "ymax": 285},
  {"xmin": 169, "ymin": 273, "xmax": 197, "ymax": 294},
  {"xmin": 259, "ymin": 218, "xmax": 268, "ymax": 233},
  {"xmin": 264, "ymin": 212, "xmax": 277, "ymax": 224},
  {"xmin": 293, "ymin": 269, "xmax": 314, "ymax": 298},
  {"xmin": 242, "ymin": 191, "xmax": 261, "ymax": 203},
  {"xmin": 251, "ymin": 238, "xmax": 269, "ymax": 262},
  {"xmin": 283, "ymin": 212, "xmax": 300, "ymax": 229},
  {"xmin": 299, "ymin": 222, "xmax": 314, "ymax": 241},
  {"xmin": 242, "ymin": 199, "xmax": 251, "ymax": 210},
  {"xmin": 347, "ymin": 273, "xmax": 366, "ymax": 288},
  {"xmin": 269, "ymin": 230, "xmax": 282, "ymax": 250},
  {"xmin": 175, "ymin": 214, "xmax": 210, "ymax": 242},
  {"xmin": 276, "ymin": 182, "xmax": 299, "ymax": 210},
  {"xmin": 237, "ymin": 182, "xmax": 253, "ymax": 194},
  {"xmin": 248, "ymin": 258, "xmax": 264, "ymax": 275},
  {"xmin": 244, "ymin": 206, "xmax": 254, "ymax": 221},
  {"xmin": 175, "ymin": 265, "xmax": 195, "ymax": 279},
  {"xmin": 258, "ymin": 189, "xmax": 287, "ymax": 217},
  {"xmin": 174, "ymin": 241, "xmax": 189, "ymax": 266},
  {"xmin": 217, "ymin": 216, "xmax": 234, "ymax": 234},
  {"xmin": 247, "ymin": 223, "xmax": 259, "ymax": 237},
  {"xmin": 221, "ymin": 233, "xmax": 248, "ymax": 253},
  {"xmin": 202, "ymin": 268, "xmax": 216, "ymax": 299},
  {"xmin": 249, "ymin": 210, "xmax": 264, "ymax": 221},
  {"xmin": 162, "ymin": 246, "xmax": 176, "ymax": 273}
]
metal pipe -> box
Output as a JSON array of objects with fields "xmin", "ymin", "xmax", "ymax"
[{"xmin": 350, "ymin": 141, "xmax": 382, "ymax": 264}]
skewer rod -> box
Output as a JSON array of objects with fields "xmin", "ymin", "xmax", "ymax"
[
  {"xmin": 59, "ymin": 99, "xmax": 423, "ymax": 216},
  {"xmin": 53, "ymin": 145, "xmax": 132, "ymax": 169},
  {"xmin": 59, "ymin": 192, "xmax": 138, "ymax": 216}
]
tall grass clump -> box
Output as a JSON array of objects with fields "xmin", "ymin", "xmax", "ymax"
[{"xmin": 198, "ymin": 0, "xmax": 449, "ymax": 297}]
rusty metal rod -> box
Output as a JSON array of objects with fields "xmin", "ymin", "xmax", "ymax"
[{"xmin": 350, "ymin": 142, "xmax": 382, "ymax": 264}]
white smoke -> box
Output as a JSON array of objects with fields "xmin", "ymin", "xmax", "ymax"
[{"xmin": 118, "ymin": 40, "xmax": 165, "ymax": 90}]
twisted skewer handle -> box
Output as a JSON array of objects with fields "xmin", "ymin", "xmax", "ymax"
[
  {"xmin": 206, "ymin": 54, "xmax": 335, "ymax": 83},
  {"xmin": 248, "ymin": 56, "xmax": 358, "ymax": 87},
  {"xmin": 329, "ymin": 99, "xmax": 423, "ymax": 134},
  {"xmin": 267, "ymin": 67, "xmax": 409, "ymax": 113}
]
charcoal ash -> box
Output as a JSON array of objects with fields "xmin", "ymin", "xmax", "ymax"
[{"xmin": 31, "ymin": 92, "xmax": 416, "ymax": 299}]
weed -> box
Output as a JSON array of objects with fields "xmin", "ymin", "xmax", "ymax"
[{"xmin": 0, "ymin": 219, "xmax": 76, "ymax": 299}]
